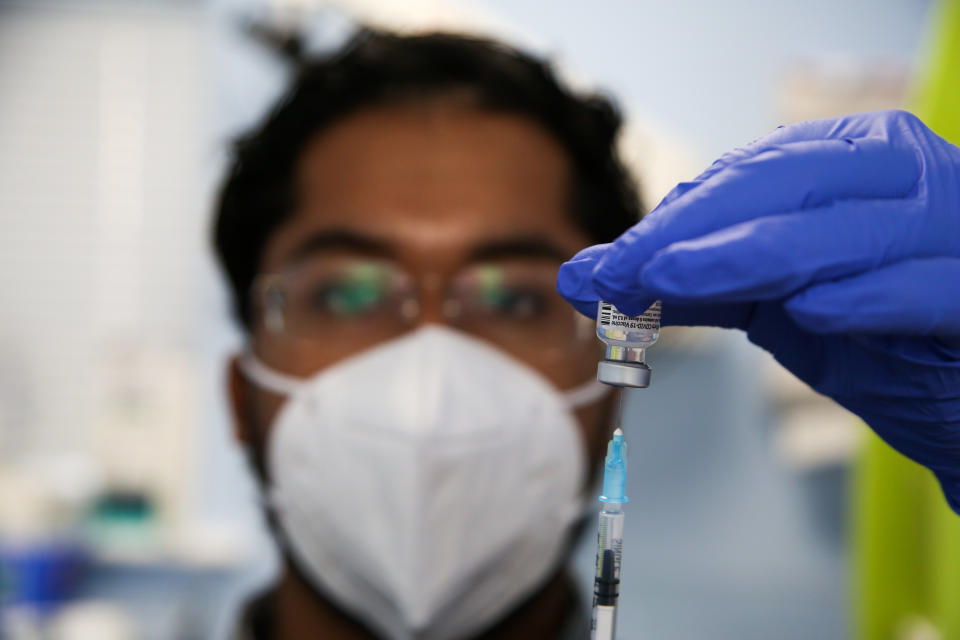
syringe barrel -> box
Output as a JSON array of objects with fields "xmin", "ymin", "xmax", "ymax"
[
  {"xmin": 595, "ymin": 507, "xmax": 624, "ymax": 575},
  {"xmin": 592, "ymin": 506, "xmax": 625, "ymax": 635}
]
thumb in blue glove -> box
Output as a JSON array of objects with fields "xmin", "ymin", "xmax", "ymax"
[{"xmin": 558, "ymin": 110, "xmax": 960, "ymax": 513}]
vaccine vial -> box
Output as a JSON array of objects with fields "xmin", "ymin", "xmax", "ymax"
[{"xmin": 595, "ymin": 300, "xmax": 661, "ymax": 388}]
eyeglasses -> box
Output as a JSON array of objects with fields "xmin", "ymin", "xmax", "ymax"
[{"xmin": 251, "ymin": 256, "xmax": 594, "ymax": 362}]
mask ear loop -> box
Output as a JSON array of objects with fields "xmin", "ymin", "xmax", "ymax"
[
  {"xmin": 236, "ymin": 352, "xmax": 332, "ymax": 617},
  {"xmin": 238, "ymin": 352, "xmax": 308, "ymax": 396}
]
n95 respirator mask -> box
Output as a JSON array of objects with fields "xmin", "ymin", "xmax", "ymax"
[{"xmin": 240, "ymin": 325, "xmax": 607, "ymax": 640}]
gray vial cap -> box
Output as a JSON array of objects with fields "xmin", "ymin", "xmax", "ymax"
[{"xmin": 597, "ymin": 360, "xmax": 652, "ymax": 388}]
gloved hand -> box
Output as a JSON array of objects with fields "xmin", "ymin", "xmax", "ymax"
[{"xmin": 558, "ymin": 110, "xmax": 960, "ymax": 513}]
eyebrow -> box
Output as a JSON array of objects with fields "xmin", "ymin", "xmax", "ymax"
[
  {"xmin": 467, "ymin": 235, "xmax": 573, "ymax": 263},
  {"xmin": 285, "ymin": 229, "xmax": 394, "ymax": 265},
  {"xmin": 283, "ymin": 228, "xmax": 573, "ymax": 266}
]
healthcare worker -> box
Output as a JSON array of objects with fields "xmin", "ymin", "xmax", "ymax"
[
  {"xmin": 213, "ymin": 25, "xmax": 960, "ymax": 640},
  {"xmin": 215, "ymin": 30, "xmax": 640, "ymax": 639}
]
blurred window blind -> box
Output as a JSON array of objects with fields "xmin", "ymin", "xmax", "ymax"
[{"xmin": 0, "ymin": 2, "xmax": 211, "ymax": 453}]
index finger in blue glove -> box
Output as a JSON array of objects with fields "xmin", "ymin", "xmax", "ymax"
[
  {"xmin": 556, "ymin": 244, "xmax": 754, "ymax": 329},
  {"xmin": 650, "ymin": 112, "xmax": 889, "ymax": 212},
  {"xmin": 637, "ymin": 198, "xmax": 920, "ymax": 304},
  {"xmin": 753, "ymin": 112, "xmax": 888, "ymax": 146},
  {"xmin": 556, "ymin": 244, "xmax": 610, "ymax": 318},
  {"xmin": 652, "ymin": 145, "xmax": 761, "ymax": 211},
  {"xmin": 593, "ymin": 137, "xmax": 920, "ymax": 304}
]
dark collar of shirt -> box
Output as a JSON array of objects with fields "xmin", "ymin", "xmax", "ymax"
[{"xmin": 232, "ymin": 584, "xmax": 591, "ymax": 640}]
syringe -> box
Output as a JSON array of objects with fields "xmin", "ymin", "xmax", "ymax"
[{"xmin": 591, "ymin": 428, "xmax": 627, "ymax": 640}]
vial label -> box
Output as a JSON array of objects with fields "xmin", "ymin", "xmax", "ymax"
[{"xmin": 598, "ymin": 301, "xmax": 661, "ymax": 331}]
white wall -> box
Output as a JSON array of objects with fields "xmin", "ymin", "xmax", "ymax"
[{"xmin": 473, "ymin": 0, "xmax": 933, "ymax": 165}]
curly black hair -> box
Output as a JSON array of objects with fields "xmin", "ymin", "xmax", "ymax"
[{"xmin": 213, "ymin": 29, "xmax": 643, "ymax": 327}]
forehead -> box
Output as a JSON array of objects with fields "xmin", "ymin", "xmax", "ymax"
[{"xmin": 261, "ymin": 102, "xmax": 591, "ymax": 272}]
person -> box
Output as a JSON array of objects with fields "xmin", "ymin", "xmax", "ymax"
[
  {"xmin": 214, "ymin": 24, "xmax": 960, "ymax": 640},
  {"xmin": 213, "ymin": 29, "xmax": 641, "ymax": 639},
  {"xmin": 558, "ymin": 109, "xmax": 960, "ymax": 517}
]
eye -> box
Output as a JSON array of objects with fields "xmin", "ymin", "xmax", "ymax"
[
  {"xmin": 308, "ymin": 283, "xmax": 374, "ymax": 315},
  {"xmin": 306, "ymin": 266, "xmax": 390, "ymax": 317},
  {"xmin": 481, "ymin": 287, "xmax": 548, "ymax": 319}
]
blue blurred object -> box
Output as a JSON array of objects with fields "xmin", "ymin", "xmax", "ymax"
[
  {"xmin": 558, "ymin": 110, "xmax": 960, "ymax": 513},
  {"xmin": 0, "ymin": 540, "xmax": 88, "ymax": 615}
]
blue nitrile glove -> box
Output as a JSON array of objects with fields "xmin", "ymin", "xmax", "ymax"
[{"xmin": 558, "ymin": 110, "xmax": 960, "ymax": 514}]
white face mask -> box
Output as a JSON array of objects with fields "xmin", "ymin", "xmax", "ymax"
[{"xmin": 240, "ymin": 326, "xmax": 608, "ymax": 640}]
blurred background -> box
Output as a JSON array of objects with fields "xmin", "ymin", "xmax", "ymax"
[{"xmin": 0, "ymin": 0, "xmax": 950, "ymax": 638}]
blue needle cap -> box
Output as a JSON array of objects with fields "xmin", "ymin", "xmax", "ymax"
[{"xmin": 599, "ymin": 428, "xmax": 628, "ymax": 503}]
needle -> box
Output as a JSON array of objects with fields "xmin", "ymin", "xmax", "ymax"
[{"xmin": 616, "ymin": 390, "xmax": 624, "ymax": 430}]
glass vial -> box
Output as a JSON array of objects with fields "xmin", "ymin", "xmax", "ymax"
[{"xmin": 595, "ymin": 300, "xmax": 661, "ymax": 388}]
